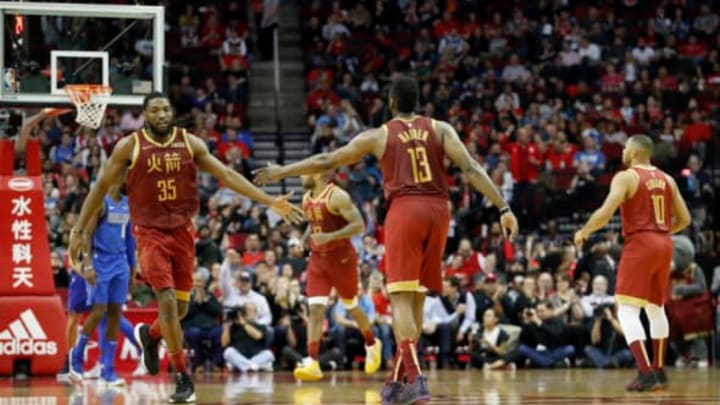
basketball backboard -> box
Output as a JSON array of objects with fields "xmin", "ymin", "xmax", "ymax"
[{"xmin": 0, "ymin": 2, "xmax": 164, "ymax": 107}]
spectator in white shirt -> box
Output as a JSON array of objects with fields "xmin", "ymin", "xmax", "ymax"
[
  {"xmin": 221, "ymin": 30, "xmax": 247, "ymax": 57},
  {"xmin": 577, "ymin": 37, "xmax": 601, "ymax": 63},
  {"xmin": 631, "ymin": 39, "xmax": 656, "ymax": 66},
  {"xmin": 421, "ymin": 295, "xmax": 454, "ymax": 368},
  {"xmin": 581, "ymin": 275, "xmax": 615, "ymax": 318},
  {"xmin": 220, "ymin": 257, "xmax": 273, "ymax": 326},
  {"xmin": 501, "ymin": 54, "xmax": 528, "ymax": 83}
]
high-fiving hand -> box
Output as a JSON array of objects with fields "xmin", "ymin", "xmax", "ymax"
[
  {"xmin": 500, "ymin": 210, "xmax": 519, "ymax": 241},
  {"xmin": 269, "ymin": 192, "xmax": 305, "ymax": 224},
  {"xmin": 253, "ymin": 163, "xmax": 285, "ymax": 186}
]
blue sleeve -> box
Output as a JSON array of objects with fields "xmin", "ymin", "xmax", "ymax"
[
  {"xmin": 363, "ymin": 296, "xmax": 375, "ymax": 322},
  {"xmin": 125, "ymin": 221, "xmax": 137, "ymax": 269}
]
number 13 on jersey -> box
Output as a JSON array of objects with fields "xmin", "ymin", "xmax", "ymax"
[{"xmin": 408, "ymin": 146, "xmax": 432, "ymax": 183}]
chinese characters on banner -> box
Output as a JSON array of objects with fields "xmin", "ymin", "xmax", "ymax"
[
  {"xmin": 11, "ymin": 196, "xmax": 33, "ymax": 288},
  {"xmin": 0, "ymin": 177, "xmax": 54, "ymax": 296}
]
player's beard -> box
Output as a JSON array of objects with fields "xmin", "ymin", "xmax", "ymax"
[{"xmin": 147, "ymin": 122, "xmax": 171, "ymax": 138}]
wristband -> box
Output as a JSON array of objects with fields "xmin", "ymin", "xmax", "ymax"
[{"xmin": 499, "ymin": 206, "xmax": 510, "ymax": 215}]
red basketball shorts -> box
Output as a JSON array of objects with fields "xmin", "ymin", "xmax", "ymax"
[
  {"xmin": 616, "ymin": 231, "xmax": 673, "ymax": 306},
  {"xmin": 133, "ymin": 223, "xmax": 195, "ymax": 301},
  {"xmin": 384, "ymin": 196, "xmax": 450, "ymax": 294},
  {"xmin": 306, "ymin": 248, "xmax": 359, "ymax": 301}
]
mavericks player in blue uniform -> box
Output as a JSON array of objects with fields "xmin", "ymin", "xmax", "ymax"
[{"xmin": 68, "ymin": 179, "xmax": 139, "ymax": 385}]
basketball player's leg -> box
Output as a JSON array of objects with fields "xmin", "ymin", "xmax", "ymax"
[
  {"xmin": 334, "ymin": 253, "xmax": 381, "ymax": 374},
  {"xmin": 294, "ymin": 258, "xmax": 331, "ymax": 381},
  {"xmin": 615, "ymin": 238, "xmax": 657, "ymax": 391},
  {"xmin": 645, "ymin": 235, "xmax": 673, "ymax": 388},
  {"xmin": 70, "ymin": 273, "xmax": 110, "ymax": 380}
]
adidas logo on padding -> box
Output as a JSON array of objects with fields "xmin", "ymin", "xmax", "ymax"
[{"xmin": 0, "ymin": 309, "xmax": 58, "ymax": 356}]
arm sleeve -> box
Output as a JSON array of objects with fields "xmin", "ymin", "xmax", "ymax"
[
  {"xmin": 219, "ymin": 259, "xmax": 235, "ymax": 302},
  {"xmin": 255, "ymin": 294, "xmax": 273, "ymax": 325}
]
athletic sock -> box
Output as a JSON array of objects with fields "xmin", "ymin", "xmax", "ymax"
[
  {"xmin": 628, "ymin": 341, "xmax": 652, "ymax": 373},
  {"xmin": 307, "ymin": 341, "xmax": 320, "ymax": 360},
  {"xmin": 398, "ymin": 339, "xmax": 421, "ymax": 383},
  {"xmin": 169, "ymin": 350, "xmax": 188, "ymax": 374},
  {"xmin": 363, "ymin": 329, "xmax": 375, "ymax": 346},
  {"xmin": 75, "ymin": 333, "xmax": 90, "ymax": 353},
  {"xmin": 652, "ymin": 338, "xmax": 667, "ymax": 371},
  {"xmin": 148, "ymin": 320, "xmax": 163, "ymax": 341},
  {"xmin": 387, "ymin": 351, "xmax": 404, "ymax": 383},
  {"xmin": 120, "ymin": 316, "xmax": 140, "ymax": 348},
  {"xmin": 97, "ymin": 317, "xmax": 107, "ymax": 364},
  {"xmin": 103, "ymin": 340, "xmax": 118, "ymax": 376}
]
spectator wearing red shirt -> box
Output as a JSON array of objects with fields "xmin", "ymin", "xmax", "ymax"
[
  {"xmin": 681, "ymin": 111, "xmax": 712, "ymax": 158},
  {"xmin": 502, "ymin": 126, "xmax": 542, "ymax": 227},
  {"xmin": 600, "ymin": 64, "xmax": 624, "ymax": 93},
  {"xmin": 545, "ymin": 133, "xmax": 576, "ymax": 173},
  {"xmin": 200, "ymin": 11, "xmax": 225, "ymax": 48},
  {"xmin": 445, "ymin": 238, "xmax": 486, "ymax": 288},
  {"xmin": 679, "ymin": 35, "xmax": 708, "ymax": 61},
  {"xmin": 242, "ymin": 233, "xmax": 264, "ymax": 268},
  {"xmin": 305, "ymin": 79, "xmax": 340, "ymax": 116},
  {"xmin": 217, "ymin": 128, "xmax": 250, "ymax": 162},
  {"xmin": 657, "ymin": 66, "xmax": 678, "ymax": 91}
]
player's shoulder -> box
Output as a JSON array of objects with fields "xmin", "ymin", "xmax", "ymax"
[{"xmin": 327, "ymin": 184, "xmax": 352, "ymax": 205}]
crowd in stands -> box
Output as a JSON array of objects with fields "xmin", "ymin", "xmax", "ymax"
[{"xmin": 8, "ymin": 0, "xmax": 720, "ymax": 372}]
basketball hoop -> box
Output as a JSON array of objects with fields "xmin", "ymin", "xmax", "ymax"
[{"xmin": 64, "ymin": 84, "xmax": 112, "ymax": 129}]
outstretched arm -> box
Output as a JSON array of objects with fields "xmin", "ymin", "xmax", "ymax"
[
  {"xmin": 311, "ymin": 188, "xmax": 365, "ymax": 245},
  {"xmin": 69, "ymin": 136, "xmax": 133, "ymax": 267},
  {"xmin": 438, "ymin": 120, "xmax": 518, "ymax": 240},
  {"xmin": 189, "ymin": 133, "xmax": 302, "ymax": 223},
  {"xmin": 14, "ymin": 109, "xmax": 70, "ymax": 156},
  {"xmin": 575, "ymin": 171, "xmax": 633, "ymax": 247},
  {"xmin": 253, "ymin": 128, "xmax": 381, "ymax": 184}
]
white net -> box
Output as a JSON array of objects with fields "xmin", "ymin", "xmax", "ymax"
[{"xmin": 64, "ymin": 85, "xmax": 112, "ymax": 129}]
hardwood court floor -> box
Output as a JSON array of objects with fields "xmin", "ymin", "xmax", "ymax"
[{"xmin": 1, "ymin": 368, "xmax": 718, "ymax": 404}]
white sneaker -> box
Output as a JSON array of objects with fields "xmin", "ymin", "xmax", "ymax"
[
  {"xmin": 101, "ymin": 376, "xmax": 126, "ymax": 387},
  {"xmin": 249, "ymin": 363, "xmax": 259, "ymax": 372},
  {"xmin": 131, "ymin": 361, "xmax": 147, "ymax": 377},
  {"xmin": 697, "ymin": 360, "xmax": 709, "ymax": 368},
  {"xmin": 84, "ymin": 363, "xmax": 102, "ymax": 379},
  {"xmin": 675, "ymin": 358, "xmax": 687, "ymax": 368},
  {"xmin": 261, "ymin": 362, "xmax": 274, "ymax": 372}
]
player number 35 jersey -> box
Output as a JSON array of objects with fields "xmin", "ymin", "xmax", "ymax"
[
  {"xmin": 302, "ymin": 184, "xmax": 353, "ymax": 254},
  {"xmin": 126, "ymin": 127, "xmax": 199, "ymax": 229}
]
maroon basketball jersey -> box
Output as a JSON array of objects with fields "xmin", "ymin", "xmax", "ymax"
[
  {"xmin": 302, "ymin": 184, "xmax": 353, "ymax": 254},
  {"xmin": 380, "ymin": 116, "xmax": 448, "ymax": 204},
  {"xmin": 126, "ymin": 127, "xmax": 199, "ymax": 229},
  {"xmin": 620, "ymin": 167, "xmax": 673, "ymax": 236}
]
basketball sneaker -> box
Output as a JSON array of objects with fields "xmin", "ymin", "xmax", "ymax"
[
  {"xmin": 364, "ymin": 338, "xmax": 383, "ymax": 375},
  {"xmin": 294, "ymin": 357, "xmax": 323, "ymax": 381},
  {"xmin": 169, "ymin": 372, "xmax": 196, "ymax": 403},
  {"xmin": 625, "ymin": 371, "xmax": 658, "ymax": 391},
  {"xmin": 100, "ymin": 367, "xmax": 125, "ymax": 388},
  {"xmin": 380, "ymin": 380, "xmax": 403, "ymax": 405},
  {"xmin": 653, "ymin": 369, "xmax": 668, "ymax": 389},
  {"xmin": 69, "ymin": 346, "xmax": 85, "ymax": 381},
  {"xmin": 134, "ymin": 323, "xmax": 160, "ymax": 375},
  {"xmin": 394, "ymin": 375, "xmax": 431, "ymax": 405}
]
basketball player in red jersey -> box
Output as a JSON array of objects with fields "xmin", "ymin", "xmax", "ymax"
[
  {"xmin": 575, "ymin": 135, "xmax": 691, "ymax": 391},
  {"xmin": 293, "ymin": 172, "xmax": 382, "ymax": 381},
  {"xmin": 255, "ymin": 77, "xmax": 518, "ymax": 404},
  {"xmin": 68, "ymin": 93, "xmax": 302, "ymax": 403}
]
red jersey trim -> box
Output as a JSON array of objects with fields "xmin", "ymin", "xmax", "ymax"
[
  {"xmin": 128, "ymin": 132, "xmax": 140, "ymax": 170},
  {"xmin": 141, "ymin": 127, "xmax": 177, "ymax": 148}
]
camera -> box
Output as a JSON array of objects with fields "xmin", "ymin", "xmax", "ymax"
[
  {"xmin": 593, "ymin": 303, "xmax": 614, "ymax": 318},
  {"xmin": 225, "ymin": 306, "xmax": 246, "ymax": 322}
]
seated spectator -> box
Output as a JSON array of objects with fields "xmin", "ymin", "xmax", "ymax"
[
  {"xmin": 440, "ymin": 277, "xmax": 476, "ymax": 345},
  {"xmin": 580, "ymin": 275, "xmax": 615, "ymax": 320},
  {"xmin": 220, "ymin": 255, "xmax": 273, "ymax": 326},
  {"xmin": 469, "ymin": 308, "xmax": 513, "ymax": 370},
  {"xmin": 284, "ymin": 238, "xmax": 307, "ymax": 277},
  {"xmin": 183, "ymin": 272, "xmax": 223, "ymax": 372},
  {"xmin": 420, "ymin": 295, "xmax": 454, "ymax": 368},
  {"xmin": 583, "ymin": 304, "xmax": 632, "ymax": 368},
  {"xmin": 501, "ymin": 54, "xmax": 527, "ymax": 84},
  {"xmin": 515, "ymin": 301, "xmax": 576, "ymax": 368},
  {"xmin": 549, "ymin": 273, "xmax": 584, "ymax": 326},
  {"xmin": 577, "ymin": 37, "xmax": 601, "ymax": 64},
  {"xmin": 573, "ymin": 136, "xmax": 606, "ymax": 175},
  {"xmin": 242, "ymin": 234, "xmax": 264, "ymax": 267},
  {"xmin": 445, "ymin": 238, "xmax": 485, "ymax": 287},
  {"xmin": 51, "ymin": 250, "xmax": 70, "ymax": 288},
  {"xmin": 368, "ymin": 273, "xmax": 393, "ymax": 367},
  {"xmin": 222, "ymin": 302, "xmax": 274, "ymax": 372}
]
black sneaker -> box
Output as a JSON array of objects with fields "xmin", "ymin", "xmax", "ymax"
[
  {"xmin": 169, "ymin": 372, "xmax": 196, "ymax": 403},
  {"xmin": 625, "ymin": 371, "xmax": 658, "ymax": 392},
  {"xmin": 653, "ymin": 369, "xmax": 668, "ymax": 389},
  {"xmin": 134, "ymin": 323, "xmax": 160, "ymax": 375}
]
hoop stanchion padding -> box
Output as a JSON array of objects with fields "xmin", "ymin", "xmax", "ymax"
[
  {"xmin": 0, "ymin": 139, "xmax": 13, "ymax": 176},
  {"xmin": 0, "ymin": 175, "xmax": 54, "ymax": 296},
  {"xmin": 25, "ymin": 139, "xmax": 41, "ymax": 176},
  {"xmin": 64, "ymin": 84, "xmax": 113, "ymax": 129},
  {"xmin": 0, "ymin": 296, "xmax": 67, "ymax": 375}
]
